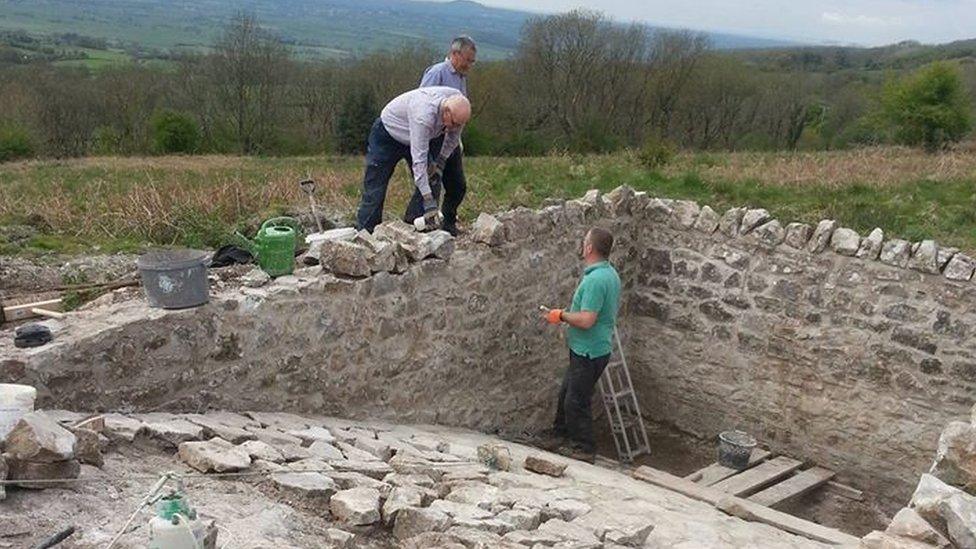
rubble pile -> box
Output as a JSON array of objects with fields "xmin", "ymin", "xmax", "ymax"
[
  {"xmin": 1, "ymin": 411, "xmax": 105, "ymax": 493},
  {"xmin": 861, "ymin": 405, "xmax": 976, "ymax": 548}
]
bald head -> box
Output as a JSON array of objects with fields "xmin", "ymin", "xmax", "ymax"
[{"xmin": 442, "ymin": 94, "xmax": 471, "ymax": 131}]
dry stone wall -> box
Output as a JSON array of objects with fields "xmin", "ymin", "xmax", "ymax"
[{"xmin": 3, "ymin": 186, "xmax": 976, "ymax": 509}]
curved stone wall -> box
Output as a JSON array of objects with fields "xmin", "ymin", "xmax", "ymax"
[{"xmin": 3, "ymin": 186, "xmax": 975, "ymax": 509}]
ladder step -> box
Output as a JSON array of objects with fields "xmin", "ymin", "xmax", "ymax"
[{"xmin": 601, "ymin": 388, "xmax": 633, "ymax": 400}]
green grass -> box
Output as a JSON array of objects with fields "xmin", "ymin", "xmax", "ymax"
[{"xmin": 1, "ymin": 151, "xmax": 976, "ymax": 257}]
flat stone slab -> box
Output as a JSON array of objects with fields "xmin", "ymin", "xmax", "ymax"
[
  {"xmin": 272, "ymin": 471, "xmax": 338, "ymax": 501},
  {"xmin": 238, "ymin": 440, "xmax": 286, "ymax": 463},
  {"xmin": 178, "ymin": 437, "xmax": 252, "ymax": 473},
  {"xmin": 134, "ymin": 414, "xmax": 205, "ymax": 448},
  {"xmin": 393, "ymin": 507, "xmax": 453, "ymax": 540},
  {"xmin": 330, "ymin": 487, "xmax": 382, "ymax": 526},
  {"xmin": 4, "ymin": 411, "xmax": 76, "ymax": 462},
  {"xmin": 525, "ymin": 455, "xmax": 567, "ymax": 478}
]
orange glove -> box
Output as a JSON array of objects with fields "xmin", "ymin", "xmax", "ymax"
[{"xmin": 547, "ymin": 308, "xmax": 563, "ymax": 325}]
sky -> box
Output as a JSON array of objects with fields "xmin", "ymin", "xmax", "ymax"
[{"xmin": 476, "ymin": 0, "xmax": 976, "ymax": 46}]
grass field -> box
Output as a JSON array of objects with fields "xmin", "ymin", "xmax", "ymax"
[{"xmin": 1, "ymin": 147, "xmax": 975, "ymax": 256}]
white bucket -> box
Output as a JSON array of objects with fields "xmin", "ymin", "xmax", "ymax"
[{"xmin": 0, "ymin": 384, "xmax": 37, "ymax": 439}]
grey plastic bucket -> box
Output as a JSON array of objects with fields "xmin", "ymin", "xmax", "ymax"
[
  {"xmin": 137, "ymin": 249, "xmax": 209, "ymax": 309},
  {"xmin": 717, "ymin": 430, "xmax": 757, "ymax": 470}
]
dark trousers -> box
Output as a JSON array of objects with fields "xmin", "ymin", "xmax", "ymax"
[
  {"xmin": 355, "ymin": 118, "xmax": 443, "ymax": 232},
  {"xmin": 553, "ymin": 350, "xmax": 610, "ymax": 453},
  {"xmin": 403, "ymin": 143, "xmax": 466, "ymax": 232}
]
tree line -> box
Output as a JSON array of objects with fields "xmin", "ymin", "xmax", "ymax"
[{"xmin": 0, "ymin": 10, "xmax": 972, "ymax": 162}]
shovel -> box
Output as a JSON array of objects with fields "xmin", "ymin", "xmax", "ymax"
[{"xmin": 299, "ymin": 178, "xmax": 324, "ymax": 233}]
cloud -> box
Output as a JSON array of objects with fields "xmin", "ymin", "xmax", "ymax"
[{"xmin": 821, "ymin": 11, "xmax": 903, "ymax": 27}]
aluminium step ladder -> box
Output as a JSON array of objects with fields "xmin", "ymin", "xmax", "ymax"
[{"xmin": 599, "ymin": 328, "xmax": 651, "ymax": 461}]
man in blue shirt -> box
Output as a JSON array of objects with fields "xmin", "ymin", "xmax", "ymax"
[
  {"xmin": 404, "ymin": 36, "xmax": 476, "ymax": 236},
  {"xmin": 541, "ymin": 227, "xmax": 622, "ymax": 463}
]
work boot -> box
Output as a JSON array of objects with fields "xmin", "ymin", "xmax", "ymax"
[
  {"xmin": 443, "ymin": 223, "xmax": 459, "ymax": 237},
  {"xmin": 533, "ymin": 428, "xmax": 566, "ymax": 451},
  {"xmin": 557, "ymin": 444, "xmax": 596, "ymax": 464}
]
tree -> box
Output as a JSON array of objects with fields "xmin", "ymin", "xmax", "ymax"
[
  {"xmin": 211, "ymin": 13, "xmax": 292, "ymax": 154},
  {"xmin": 881, "ymin": 62, "xmax": 972, "ymax": 152},
  {"xmin": 335, "ymin": 88, "xmax": 377, "ymax": 154},
  {"xmin": 150, "ymin": 110, "xmax": 201, "ymax": 153}
]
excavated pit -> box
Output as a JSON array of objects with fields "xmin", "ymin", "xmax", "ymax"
[{"xmin": 4, "ymin": 188, "xmax": 975, "ymax": 544}]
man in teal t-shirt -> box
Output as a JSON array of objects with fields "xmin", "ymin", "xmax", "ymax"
[{"xmin": 541, "ymin": 227, "xmax": 621, "ymax": 462}]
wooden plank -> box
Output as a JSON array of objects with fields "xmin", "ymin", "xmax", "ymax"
[
  {"xmin": 685, "ymin": 449, "xmax": 772, "ymax": 485},
  {"xmin": 2, "ymin": 298, "xmax": 63, "ymax": 322},
  {"xmin": 710, "ymin": 456, "xmax": 803, "ymax": 497},
  {"xmin": 825, "ymin": 480, "xmax": 864, "ymax": 501},
  {"xmin": 716, "ymin": 496, "xmax": 860, "ymax": 546},
  {"xmin": 748, "ymin": 467, "xmax": 835, "ymax": 507},
  {"xmin": 633, "ymin": 466, "xmax": 724, "ymax": 505}
]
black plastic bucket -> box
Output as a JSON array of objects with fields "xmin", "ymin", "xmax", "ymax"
[
  {"xmin": 137, "ymin": 249, "xmax": 209, "ymax": 309},
  {"xmin": 717, "ymin": 430, "xmax": 757, "ymax": 470}
]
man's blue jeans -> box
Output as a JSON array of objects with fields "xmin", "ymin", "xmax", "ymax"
[{"xmin": 355, "ymin": 118, "xmax": 442, "ymax": 232}]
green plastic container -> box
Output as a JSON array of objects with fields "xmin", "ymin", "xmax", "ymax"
[{"xmin": 239, "ymin": 217, "xmax": 298, "ymax": 278}]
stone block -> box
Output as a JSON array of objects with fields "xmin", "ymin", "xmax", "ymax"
[
  {"xmin": 807, "ymin": 219, "xmax": 838, "ymax": 253},
  {"xmin": 329, "ymin": 471, "xmax": 391, "ymax": 497},
  {"xmin": 326, "ymin": 528, "xmax": 356, "ymax": 548},
  {"xmin": 911, "ymin": 473, "xmax": 968, "ymax": 528},
  {"xmin": 272, "ymin": 471, "xmax": 338, "ymax": 501},
  {"xmin": 830, "ymin": 227, "xmax": 861, "ymax": 256},
  {"xmin": 4, "ymin": 411, "xmax": 76, "ymax": 462},
  {"xmin": 319, "ymin": 239, "xmax": 372, "ymax": 278},
  {"xmin": 751, "ymin": 220, "xmax": 785, "ymax": 247},
  {"xmin": 393, "ymin": 506, "xmax": 453, "ymax": 540},
  {"xmin": 693, "ymin": 205, "xmax": 720, "ymax": 233},
  {"xmin": 938, "ymin": 247, "xmax": 959, "ymax": 271},
  {"xmin": 354, "ymin": 437, "xmax": 392, "ymax": 461},
  {"xmin": 72, "ymin": 427, "xmax": 103, "ymax": 467},
  {"xmin": 739, "ymin": 208, "xmax": 771, "ymax": 235},
  {"xmin": 909, "ymin": 240, "xmax": 940, "ymax": 274},
  {"xmin": 477, "ymin": 443, "xmax": 512, "ymax": 471},
  {"xmin": 445, "ymin": 526, "xmax": 505, "ymax": 548},
  {"xmin": 856, "ymin": 228, "xmax": 884, "ymax": 259},
  {"xmin": 881, "ymin": 239, "xmax": 912, "ymax": 268},
  {"xmin": 671, "ymin": 200, "xmax": 701, "ymax": 229},
  {"xmin": 471, "ymin": 213, "xmax": 505, "ymax": 246},
  {"xmin": 102, "ymin": 414, "xmax": 144, "ymax": 443},
  {"xmin": 354, "ymin": 230, "xmax": 396, "ymax": 273},
  {"xmin": 136, "ymin": 414, "xmax": 205, "ymax": 448},
  {"xmin": 503, "ymin": 529, "xmax": 565, "ymax": 546},
  {"xmin": 860, "ymin": 531, "xmax": 943, "ymax": 549},
  {"xmin": 178, "ymin": 437, "xmax": 251, "ymax": 473},
  {"xmin": 307, "ymin": 440, "xmax": 344, "ymax": 461},
  {"xmin": 784, "ymin": 223, "xmax": 813, "ymax": 249},
  {"xmin": 524, "ymin": 455, "xmax": 567, "ymax": 477},
  {"xmin": 305, "ymin": 227, "xmax": 358, "ymax": 262},
  {"xmin": 604, "ymin": 185, "xmax": 635, "ymax": 215},
  {"xmin": 643, "ymin": 198, "xmax": 674, "ymax": 222},
  {"xmin": 931, "ymin": 421, "xmax": 976, "ymax": 489},
  {"xmin": 288, "ymin": 457, "xmax": 334, "ymax": 472},
  {"xmin": 536, "ymin": 518, "xmax": 600, "ymax": 544},
  {"xmin": 288, "ymin": 426, "xmax": 336, "ymax": 446},
  {"xmin": 446, "ymin": 483, "xmax": 502, "ymax": 510},
  {"xmin": 383, "ymin": 485, "xmax": 425, "ymax": 525},
  {"xmin": 944, "ymin": 253, "xmax": 976, "ymax": 281},
  {"xmin": 331, "ymin": 459, "xmax": 392, "ymax": 480},
  {"xmin": 605, "ymin": 518, "xmax": 656, "ymax": 547},
  {"xmin": 495, "ymin": 507, "xmax": 541, "ymax": 531},
  {"xmin": 183, "ymin": 414, "xmax": 256, "ymax": 444},
  {"xmin": 719, "ymin": 207, "xmax": 746, "ymax": 237},
  {"xmin": 544, "ymin": 499, "xmax": 592, "ymax": 522},
  {"xmin": 6, "ymin": 458, "xmax": 80, "ymax": 488},
  {"xmin": 238, "ymin": 440, "xmax": 286, "ymax": 463},
  {"xmin": 942, "ymin": 493, "xmax": 976, "ymax": 548},
  {"xmin": 241, "ymin": 267, "xmax": 271, "ymax": 288},
  {"xmin": 330, "ymin": 487, "xmax": 381, "ymax": 526},
  {"xmin": 886, "ymin": 507, "xmax": 950, "ymax": 547}
]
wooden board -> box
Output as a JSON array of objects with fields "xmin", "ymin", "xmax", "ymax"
[
  {"xmin": 633, "ymin": 465, "xmax": 724, "ymax": 505},
  {"xmin": 716, "ymin": 496, "xmax": 860, "ymax": 546},
  {"xmin": 710, "ymin": 456, "xmax": 802, "ymax": 497},
  {"xmin": 2, "ymin": 298, "xmax": 63, "ymax": 322},
  {"xmin": 748, "ymin": 467, "xmax": 835, "ymax": 507},
  {"xmin": 685, "ymin": 449, "xmax": 772, "ymax": 485},
  {"xmin": 825, "ymin": 480, "xmax": 863, "ymax": 501}
]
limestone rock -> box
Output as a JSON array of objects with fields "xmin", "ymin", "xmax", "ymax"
[
  {"xmin": 784, "ymin": 223, "xmax": 813, "ymax": 249},
  {"xmin": 308, "ymin": 440, "xmax": 344, "ymax": 461},
  {"xmin": 471, "ymin": 213, "xmax": 505, "ymax": 246},
  {"xmin": 910, "ymin": 473, "xmax": 968, "ymax": 527},
  {"xmin": 288, "ymin": 457, "xmax": 334, "ymax": 472},
  {"xmin": 241, "ymin": 267, "xmax": 271, "ymax": 288},
  {"xmin": 495, "ymin": 507, "xmax": 541, "ymax": 531},
  {"xmin": 860, "ymin": 531, "xmax": 943, "ymax": 549},
  {"xmin": 331, "ymin": 459, "xmax": 392, "ymax": 480},
  {"xmin": 400, "ymin": 533, "xmax": 466, "ymax": 549},
  {"xmin": 739, "ymin": 208, "xmax": 770, "ymax": 235},
  {"xmin": 886, "ymin": 507, "xmax": 950, "ymax": 547},
  {"xmin": 136, "ymin": 414, "xmax": 205, "ymax": 448},
  {"xmin": 326, "ymin": 528, "xmax": 356, "ymax": 548},
  {"xmin": 329, "ymin": 471, "xmax": 391, "ymax": 497},
  {"xmin": 429, "ymin": 499, "xmax": 495, "ymax": 521},
  {"xmin": 374, "ymin": 221, "xmax": 454, "ymax": 261},
  {"xmin": 337, "ymin": 440, "xmax": 380, "ymax": 462},
  {"xmin": 881, "ymin": 239, "xmax": 912, "ymax": 268},
  {"xmin": 719, "ymin": 207, "xmax": 746, "ymax": 237},
  {"xmin": 354, "ymin": 437, "xmax": 392, "ymax": 461},
  {"xmin": 271, "ymin": 471, "xmax": 338, "ymax": 501},
  {"xmin": 693, "ymin": 205, "xmax": 720, "ymax": 234},
  {"xmin": 354, "ymin": 230, "xmax": 396, "ymax": 273},
  {"xmin": 807, "ymin": 219, "xmax": 838, "ymax": 253},
  {"xmin": 605, "ymin": 518, "xmax": 656, "ymax": 547},
  {"xmin": 830, "ymin": 227, "xmax": 861, "ymax": 256},
  {"xmin": 446, "ymin": 483, "xmax": 502, "ymax": 510},
  {"xmin": 856, "ymin": 228, "xmax": 884, "ymax": 260},
  {"xmin": 477, "ymin": 443, "xmax": 512, "ymax": 471},
  {"xmin": 524, "ymin": 455, "xmax": 567, "ymax": 477},
  {"xmin": 671, "ymin": 201, "xmax": 701, "ymax": 229},
  {"xmin": 938, "ymin": 247, "xmax": 959, "ymax": 271},
  {"xmin": 537, "ymin": 518, "xmax": 600, "ymax": 544},
  {"xmin": 383, "ymin": 485, "xmax": 425, "ymax": 525},
  {"xmin": 183, "ymin": 414, "xmax": 256, "ymax": 444},
  {"xmin": 238, "ymin": 440, "xmax": 286, "ymax": 463},
  {"xmin": 393, "ymin": 506, "xmax": 453, "ymax": 540},
  {"xmin": 603, "ymin": 185, "xmax": 634, "ymax": 215},
  {"xmin": 320, "ymin": 239, "xmax": 372, "ymax": 278},
  {"xmin": 931, "ymin": 421, "xmax": 976, "ymax": 489},
  {"xmin": 945, "ymin": 254, "xmax": 976, "ymax": 281},
  {"xmin": 503, "ymin": 529, "xmax": 565, "ymax": 546},
  {"xmin": 330, "ymin": 487, "xmax": 381, "ymax": 526},
  {"xmin": 643, "ymin": 198, "xmax": 674, "ymax": 222},
  {"xmin": 6, "ymin": 458, "xmax": 80, "ymax": 488},
  {"xmin": 751, "ymin": 220, "xmax": 785, "ymax": 247},
  {"xmin": 102, "ymin": 414, "xmax": 144, "ymax": 443},
  {"xmin": 4, "ymin": 412, "xmax": 76, "ymax": 462},
  {"xmin": 178, "ymin": 437, "xmax": 251, "ymax": 473},
  {"xmin": 288, "ymin": 426, "xmax": 336, "ymax": 446},
  {"xmin": 581, "ymin": 189, "xmax": 601, "ymax": 206},
  {"xmin": 909, "ymin": 240, "xmax": 940, "ymax": 274},
  {"xmin": 445, "ymin": 526, "xmax": 505, "ymax": 548},
  {"xmin": 72, "ymin": 427, "xmax": 103, "ymax": 467},
  {"xmin": 544, "ymin": 499, "xmax": 592, "ymax": 522},
  {"xmin": 305, "ymin": 227, "xmax": 357, "ymax": 263},
  {"xmin": 942, "ymin": 493, "xmax": 976, "ymax": 548}
]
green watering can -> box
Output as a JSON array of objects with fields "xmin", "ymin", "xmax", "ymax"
[{"xmin": 237, "ymin": 217, "xmax": 299, "ymax": 277}]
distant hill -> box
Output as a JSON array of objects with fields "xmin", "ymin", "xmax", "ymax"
[
  {"xmin": 736, "ymin": 38, "xmax": 976, "ymax": 72},
  {"xmin": 0, "ymin": 0, "xmax": 802, "ymax": 59}
]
